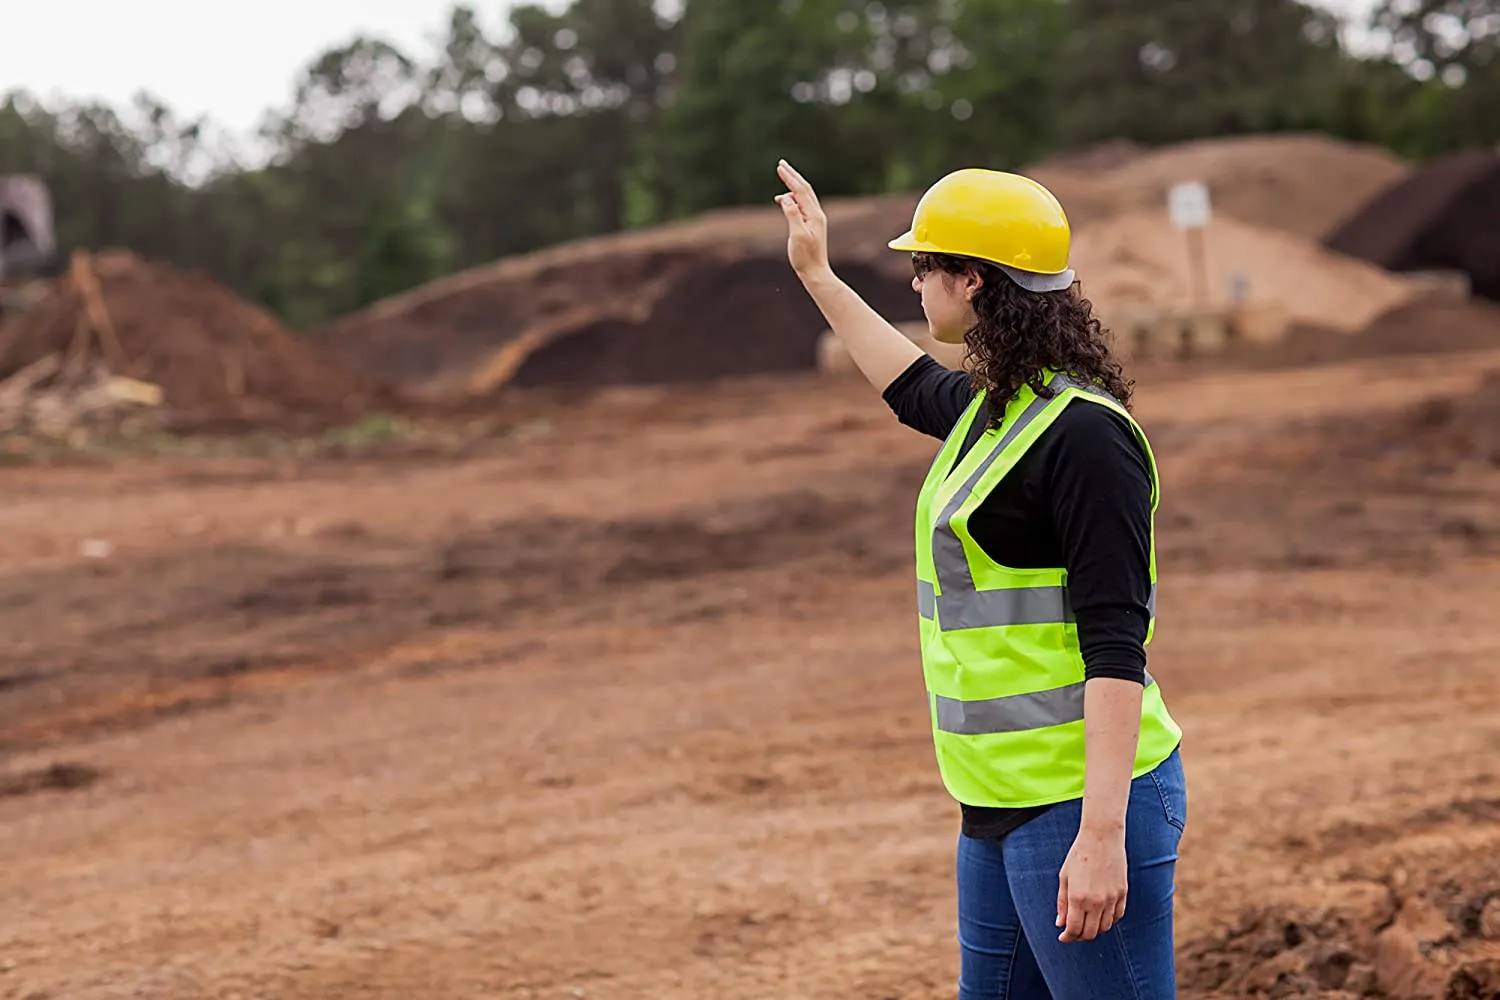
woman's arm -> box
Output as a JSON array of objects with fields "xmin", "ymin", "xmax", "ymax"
[
  {"xmin": 1057, "ymin": 679, "xmax": 1142, "ymax": 943},
  {"xmin": 796, "ymin": 269, "xmax": 925, "ymax": 392},
  {"xmin": 776, "ymin": 160, "xmax": 924, "ymax": 392},
  {"xmin": 1078, "ymin": 679, "xmax": 1144, "ymax": 837},
  {"xmin": 882, "ymin": 355, "xmax": 978, "ymax": 441},
  {"xmin": 1040, "ymin": 402, "xmax": 1157, "ymax": 943}
]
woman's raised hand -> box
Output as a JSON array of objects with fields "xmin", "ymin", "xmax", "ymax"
[{"xmin": 776, "ymin": 159, "xmax": 831, "ymax": 279}]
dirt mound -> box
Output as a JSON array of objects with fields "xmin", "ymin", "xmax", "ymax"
[
  {"xmin": 501, "ymin": 256, "xmax": 924, "ymax": 391},
  {"xmin": 1029, "ymin": 133, "xmax": 1410, "ymax": 239},
  {"xmin": 313, "ymin": 195, "xmax": 920, "ymax": 394},
  {"xmin": 0, "ymin": 251, "xmax": 377, "ymax": 427},
  {"xmin": 1070, "ymin": 209, "xmax": 1421, "ymax": 332},
  {"xmin": 317, "ymin": 133, "xmax": 1403, "ymax": 398},
  {"xmin": 1325, "ymin": 148, "xmax": 1500, "ymax": 301}
]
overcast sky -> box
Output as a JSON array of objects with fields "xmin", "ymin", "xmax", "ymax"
[
  {"xmin": 1, "ymin": 0, "xmax": 521, "ymax": 134},
  {"xmin": 5, "ymin": 0, "xmax": 1380, "ymax": 140}
]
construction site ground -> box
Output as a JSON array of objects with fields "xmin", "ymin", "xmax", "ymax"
[{"xmin": 4, "ymin": 344, "xmax": 1500, "ymax": 1000}]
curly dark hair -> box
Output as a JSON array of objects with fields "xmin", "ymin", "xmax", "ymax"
[{"xmin": 915, "ymin": 252, "xmax": 1133, "ymax": 427}]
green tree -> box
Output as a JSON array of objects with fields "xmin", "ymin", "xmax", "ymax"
[
  {"xmin": 1056, "ymin": 0, "xmax": 1349, "ymax": 144},
  {"xmin": 1371, "ymin": 0, "xmax": 1500, "ymax": 149}
]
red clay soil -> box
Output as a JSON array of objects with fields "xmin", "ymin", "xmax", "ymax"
[
  {"xmin": 4, "ymin": 350, "xmax": 1500, "ymax": 998},
  {"xmin": 1351, "ymin": 365, "xmax": 1500, "ymax": 472},
  {"xmin": 507, "ymin": 256, "xmax": 924, "ymax": 389},
  {"xmin": 0, "ymin": 251, "xmax": 379, "ymax": 427},
  {"xmin": 1324, "ymin": 148, "xmax": 1500, "ymax": 300}
]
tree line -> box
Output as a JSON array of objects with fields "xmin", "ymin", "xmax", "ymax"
[{"xmin": 1, "ymin": 0, "xmax": 1495, "ymax": 329}]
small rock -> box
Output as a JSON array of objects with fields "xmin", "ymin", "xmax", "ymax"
[
  {"xmin": 1479, "ymin": 897, "xmax": 1500, "ymax": 939},
  {"xmin": 1344, "ymin": 962, "xmax": 1378, "ymax": 996},
  {"xmin": 1, "ymin": 957, "xmax": 15, "ymax": 971},
  {"xmin": 1245, "ymin": 949, "xmax": 1312, "ymax": 995},
  {"xmin": 79, "ymin": 538, "xmax": 113, "ymax": 559}
]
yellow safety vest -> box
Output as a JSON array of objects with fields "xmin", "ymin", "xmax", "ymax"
[{"xmin": 914, "ymin": 371, "xmax": 1182, "ymax": 808}]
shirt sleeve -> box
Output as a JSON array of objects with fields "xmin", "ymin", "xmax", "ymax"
[
  {"xmin": 880, "ymin": 355, "xmax": 977, "ymax": 441},
  {"xmin": 1032, "ymin": 401, "xmax": 1155, "ymax": 685}
]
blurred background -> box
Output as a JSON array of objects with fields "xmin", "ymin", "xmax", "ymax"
[{"xmin": 2, "ymin": 2, "xmax": 1500, "ymax": 999}]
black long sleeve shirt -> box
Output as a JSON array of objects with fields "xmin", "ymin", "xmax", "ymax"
[{"xmin": 882, "ymin": 356, "xmax": 1157, "ymax": 840}]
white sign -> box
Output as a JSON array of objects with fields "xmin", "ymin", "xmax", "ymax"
[{"xmin": 1168, "ymin": 181, "xmax": 1211, "ymax": 229}]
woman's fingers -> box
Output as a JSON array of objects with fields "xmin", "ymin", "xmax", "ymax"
[
  {"xmin": 777, "ymin": 158, "xmax": 802, "ymax": 189},
  {"xmin": 777, "ymin": 159, "xmax": 823, "ymax": 213},
  {"xmin": 776, "ymin": 192, "xmax": 807, "ymax": 227},
  {"xmin": 1060, "ymin": 893, "xmax": 1126, "ymax": 942}
]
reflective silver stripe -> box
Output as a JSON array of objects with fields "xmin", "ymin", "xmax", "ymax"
[
  {"xmin": 923, "ymin": 376, "xmax": 1156, "ymax": 632},
  {"xmin": 939, "ymin": 585, "xmax": 1073, "ymax": 630},
  {"xmin": 934, "ymin": 672, "xmax": 1157, "ymax": 735},
  {"xmin": 931, "ymin": 374, "xmax": 1088, "ymax": 631},
  {"xmin": 923, "ymin": 582, "xmax": 1157, "ymax": 627},
  {"xmin": 918, "ymin": 579, "xmax": 936, "ymax": 619}
]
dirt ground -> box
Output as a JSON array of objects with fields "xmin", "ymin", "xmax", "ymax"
[{"xmin": 4, "ymin": 347, "xmax": 1500, "ymax": 1000}]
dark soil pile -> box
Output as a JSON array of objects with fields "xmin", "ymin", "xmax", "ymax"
[
  {"xmin": 312, "ymin": 195, "xmax": 919, "ymax": 395},
  {"xmin": 1325, "ymin": 148, "xmax": 1500, "ymax": 300},
  {"xmin": 507, "ymin": 255, "xmax": 924, "ymax": 389},
  {"xmin": 316, "ymin": 247, "xmax": 699, "ymax": 391},
  {"xmin": 0, "ymin": 251, "xmax": 379, "ymax": 428}
]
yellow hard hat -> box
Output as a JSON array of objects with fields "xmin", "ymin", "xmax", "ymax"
[{"xmin": 888, "ymin": 168, "xmax": 1075, "ymax": 292}]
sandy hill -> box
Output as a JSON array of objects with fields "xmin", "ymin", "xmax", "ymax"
[
  {"xmin": 1028, "ymin": 132, "xmax": 1411, "ymax": 238},
  {"xmin": 1069, "ymin": 209, "xmax": 1424, "ymax": 334}
]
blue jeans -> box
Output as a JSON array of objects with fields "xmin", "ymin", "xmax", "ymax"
[{"xmin": 955, "ymin": 748, "xmax": 1187, "ymax": 1000}]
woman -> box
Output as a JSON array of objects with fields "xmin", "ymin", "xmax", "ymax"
[{"xmin": 774, "ymin": 159, "xmax": 1188, "ymax": 1000}]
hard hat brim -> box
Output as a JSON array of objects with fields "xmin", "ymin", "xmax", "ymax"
[
  {"xmin": 888, "ymin": 232, "xmax": 1077, "ymax": 293},
  {"xmin": 887, "ymin": 230, "xmax": 930, "ymax": 254}
]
